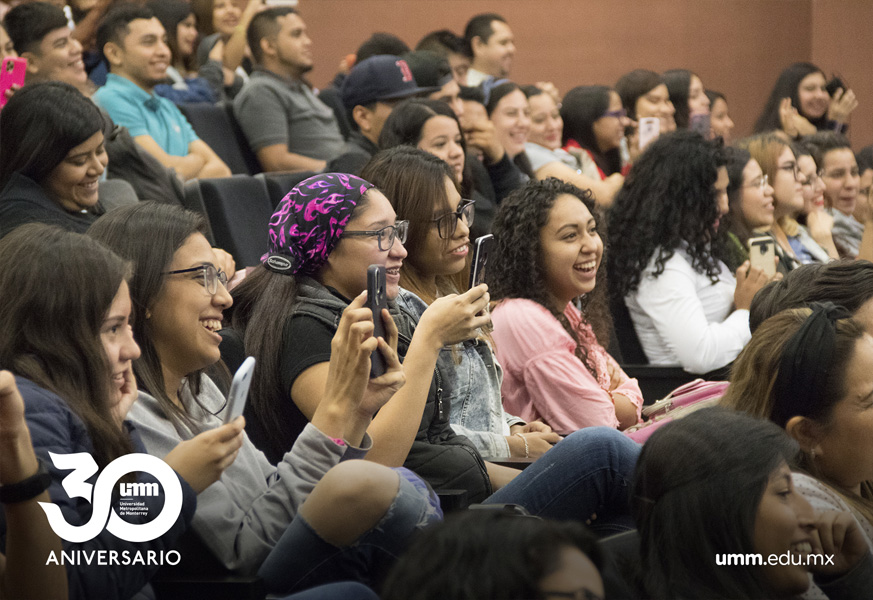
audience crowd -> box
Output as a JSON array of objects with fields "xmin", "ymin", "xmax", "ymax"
[{"xmin": 2, "ymin": 3, "xmax": 873, "ymax": 599}]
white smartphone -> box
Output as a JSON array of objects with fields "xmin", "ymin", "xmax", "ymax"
[
  {"xmin": 224, "ymin": 356, "xmax": 256, "ymax": 424},
  {"xmin": 748, "ymin": 236, "xmax": 777, "ymax": 279},
  {"xmin": 638, "ymin": 117, "xmax": 660, "ymax": 150}
]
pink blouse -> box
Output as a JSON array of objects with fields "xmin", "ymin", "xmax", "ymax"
[{"xmin": 491, "ymin": 298, "xmax": 644, "ymax": 434}]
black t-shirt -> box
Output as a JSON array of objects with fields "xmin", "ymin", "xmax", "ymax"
[{"xmin": 280, "ymin": 315, "xmax": 334, "ymax": 395}]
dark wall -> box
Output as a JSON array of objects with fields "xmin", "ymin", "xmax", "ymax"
[{"xmin": 300, "ymin": 0, "xmax": 869, "ymax": 148}]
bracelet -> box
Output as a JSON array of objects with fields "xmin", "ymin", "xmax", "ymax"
[
  {"xmin": 514, "ymin": 433, "xmax": 529, "ymax": 458},
  {"xmin": 328, "ymin": 437, "xmax": 346, "ymax": 447},
  {"xmin": 0, "ymin": 457, "xmax": 52, "ymax": 504}
]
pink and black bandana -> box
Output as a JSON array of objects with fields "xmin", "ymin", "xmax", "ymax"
[{"xmin": 262, "ymin": 173, "xmax": 374, "ymax": 276}]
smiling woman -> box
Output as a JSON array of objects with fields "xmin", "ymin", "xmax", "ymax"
[
  {"xmin": 0, "ymin": 81, "xmax": 107, "ymax": 240},
  {"xmin": 488, "ymin": 177, "xmax": 643, "ymax": 434}
]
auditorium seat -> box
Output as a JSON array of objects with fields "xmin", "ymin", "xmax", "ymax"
[
  {"xmin": 196, "ymin": 176, "xmax": 272, "ymax": 267},
  {"xmin": 255, "ymin": 171, "xmax": 317, "ymax": 207},
  {"xmin": 178, "ymin": 103, "xmax": 256, "ymax": 176}
]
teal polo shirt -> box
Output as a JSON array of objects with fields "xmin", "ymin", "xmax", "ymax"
[{"xmin": 94, "ymin": 74, "xmax": 198, "ymax": 157}]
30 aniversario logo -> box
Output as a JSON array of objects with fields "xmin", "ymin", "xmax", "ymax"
[{"xmin": 39, "ymin": 452, "xmax": 184, "ymax": 566}]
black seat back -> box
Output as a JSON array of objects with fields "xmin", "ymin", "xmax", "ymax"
[
  {"xmin": 196, "ymin": 176, "xmax": 272, "ymax": 267},
  {"xmin": 178, "ymin": 103, "xmax": 253, "ymax": 175}
]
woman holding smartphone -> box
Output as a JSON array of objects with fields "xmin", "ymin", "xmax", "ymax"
[
  {"xmin": 230, "ymin": 169, "xmax": 641, "ymax": 529},
  {"xmin": 0, "ymin": 224, "xmax": 245, "ymax": 600},
  {"xmin": 89, "ymin": 201, "xmax": 440, "ymax": 595}
]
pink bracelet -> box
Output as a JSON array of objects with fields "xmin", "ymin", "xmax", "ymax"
[{"xmin": 329, "ymin": 437, "xmax": 346, "ymax": 447}]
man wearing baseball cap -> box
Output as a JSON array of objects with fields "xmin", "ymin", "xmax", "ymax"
[{"xmin": 327, "ymin": 54, "xmax": 438, "ymax": 175}]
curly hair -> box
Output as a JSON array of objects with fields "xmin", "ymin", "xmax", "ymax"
[
  {"xmin": 607, "ymin": 130, "xmax": 727, "ymax": 300},
  {"xmin": 489, "ymin": 178, "xmax": 612, "ymax": 376}
]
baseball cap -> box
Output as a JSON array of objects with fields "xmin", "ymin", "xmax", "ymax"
[
  {"xmin": 341, "ymin": 54, "xmax": 440, "ymax": 109},
  {"xmin": 403, "ymin": 50, "xmax": 454, "ymax": 89}
]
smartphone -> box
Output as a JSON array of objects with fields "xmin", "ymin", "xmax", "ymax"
[
  {"xmin": 0, "ymin": 57, "xmax": 27, "ymax": 109},
  {"xmin": 826, "ymin": 76, "xmax": 846, "ymax": 97},
  {"xmin": 638, "ymin": 117, "xmax": 660, "ymax": 150},
  {"xmin": 689, "ymin": 113, "xmax": 711, "ymax": 139},
  {"xmin": 223, "ymin": 356, "xmax": 256, "ymax": 424},
  {"xmin": 367, "ymin": 264, "xmax": 389, "ymax": 378},
  {"xmin": 468, "ymin": 234, "xmax": 494, "ymax": 289},
  {"xmin": 748, "ymin": 236, "xmax": 777, "ymax": 279}
]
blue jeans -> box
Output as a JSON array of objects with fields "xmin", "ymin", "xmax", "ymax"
[
  {"xmin": 484, "ymin": 427, "xmax": 640, "ymax": 535},
  {"xmin": 279, "ymin": 582, "xmax": 379, "ymax": 600},
  {"xmin": 258, "ymin": 468, "xmax": 442, "ymax": 595}
]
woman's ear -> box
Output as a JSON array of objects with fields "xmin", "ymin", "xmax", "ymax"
[{"xmin": 785, "ymin": 415, "xmax": 823, "ymax": 455}]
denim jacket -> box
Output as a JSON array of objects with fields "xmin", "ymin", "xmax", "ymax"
[{"xmin": 395, "ymin": 291, "xmax": 524, "ymax": 459}]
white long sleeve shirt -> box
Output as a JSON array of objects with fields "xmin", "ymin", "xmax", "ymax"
[{"xmin": 625, "ymin": 249, "xmax": 750, "ymax": 374}]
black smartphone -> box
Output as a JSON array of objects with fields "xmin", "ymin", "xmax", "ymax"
[
  {"xmin": 826, "ymin": 76, "xmax": 846, "ymax": 97},
  {"xmin": 367, "ymin": 264, "xmax": 389, "ymax": 378},
  {"xmin": 468, "ymin": 234, "xmax": 494, "ymax": 289}
]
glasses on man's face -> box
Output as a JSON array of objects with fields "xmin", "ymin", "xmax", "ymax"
[
  {"xmin": 343, "ymin": 220, "xmax": 409, "ymax": 251},
  {"xmin": 164, "ymin": 264, "xmax": 228, "ymax": 295},
  {"xmin": 602, "ymin": 108, "xmax": 627, "ymax": 119},
  {"xmin": 430, "ymin": 200, "xmax": 475, "ymax": 239},
  {"xmin": 820, "ymin": 167, "xmax": 861, "ymax": 180},
  {"xmin": 744, "ymin": 174, "xmax": 769, "ymax": 191}
]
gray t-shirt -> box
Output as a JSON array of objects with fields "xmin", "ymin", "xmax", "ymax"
[{"xmin": 233, "ymin": 69, "xmax": 344, "ymax": 160}]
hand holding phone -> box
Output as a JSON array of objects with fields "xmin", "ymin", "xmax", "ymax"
[
  {"xmin": 468, "ymin": 234, "xmax": 494, "ymax": 289},
  {"xmin": 223, "ymin": 356, "xmax": 255, "ymax": 424},
  {"xmin": 367, "ymin": 265, "xmax": 389, "ymax": 378},
  {"xmin": 638, "ymin": 117, "xmax": 660, "ymax": 151},
  {"xmin": 748, "ymin": 236, "xmax": 777, "ymax": 279},
  {"xmin": 0, "ymin": 57, "xmax": 27, "ymax": 108}
]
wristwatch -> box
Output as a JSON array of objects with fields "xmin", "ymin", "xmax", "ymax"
[{"xmin": 0, "ymin": 458, "xmax": 52, "ymax": 503}]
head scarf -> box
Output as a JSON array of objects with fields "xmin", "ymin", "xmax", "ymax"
[
  {"xmin": 771, "ymin": 302, "xmax": 852, "ymax": 428},
  {"xmin": 262, "ymin": 173, "xmax": 374, "ymax": 276}
]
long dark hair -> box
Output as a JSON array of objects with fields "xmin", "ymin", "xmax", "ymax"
[
  {"xmin": 754, "ymin": 62, "xmax": 827, "ymax": 133},
  {"xmin": 558, "ymin": 85, "xmax": 623, "ymax": 176},
  {"xmin": 360, "ymin": 146, "xmax": 465, "ymax": 303},
  {"xmin": 489, "ymin": 177, "xmax": 612, "ymax": 376},
  {"xmin": 88, "ymin": 202, "xmax": 210, "ymax": 428},
  {"xmin": 148, "ymin": 0, "xmax": 197, "ymax": 73},
  {"xmin": 0, "ymin": 224, "xmax": 134, "ymax": 468},
  {"xmin": 720, "ymin": 146, "xmax": 754, "ymax": 270},
  {"xmin": 382, "ymin": 509, "xmax": 604, "ymax": 600},
  {"xmin": 607, "ymin": 130, "xmax": 727, "ymax": 300},
  {"xmin": 748, "ymin": 259, "xmax": 873, "ymax": 332},
  {"xmin": 228, "ymin": 194, "xmax": 371, "ymax": 450},
  {"xmin": 378, "ymin": 98, "xmax": 475, "ymax": 199},
  {"xmin": 484, "ymin": 81, "xmax": 535, "ymax": 178},
  {"xmin": 633, "ymin": 407, "xmax": 800, "ymax": 599},
  {"xmin": 662, "ymin": 69, "xmax": 694, "ymax": 129},
  {"xmin": 0, "ymin": 81, "xmax": 104, "ymax": 189}
]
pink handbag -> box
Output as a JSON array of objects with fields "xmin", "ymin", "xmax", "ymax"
[{"xmin": 624, "ymin": 379, "xmax": 729, "ymax": 443}]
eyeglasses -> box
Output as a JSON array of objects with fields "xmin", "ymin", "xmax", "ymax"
[
  {"xmin": 820, "ymin": 167, "xmax": 860, "ymax": 180},
  {"xmin": 744, "ymin": 174, "xmax": 769, "ymax": 191},
  {"xmin": 343, "ymin": 220, "xmax": 409, "ymax": 251},
  {"xmin": 541, "ymin": 588, "xmax": 604, "ymax": 600},
  {"xmin": 164, "ymin": 264, "xmax": 228, "ymax": 295},
  {"xmin": 778, "ymin": 162, "xmax": 801, "ymax": 182},
  {"xmin": 429, "ymin": 200, "xmax": 475, "ymax": 239},
  {"xmin": 602, "ymin": 108, "xmax": 627, "ymax": 119}
]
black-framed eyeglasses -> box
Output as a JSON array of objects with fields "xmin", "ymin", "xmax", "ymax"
[
  {"xmin": 778, "ymin": 162, "xmax": 801, "ymax": 182},
  {"xmin": 541, "ymin": 588, "xmax": 604, "ymax": 600},
  {"xmin": 429, "ymin": 199, "xmax": 475, "ymax": 239},
  {"xmin": 343, "ymin": 220, "xmax": 409, "ymax": 251},
  {"xmin": 602, "ymin": 108, "xmax": 627, "ymax": 119},
  {"xmin": 164, "ymin": 264, "xmax": 228, "ymax": 295}
]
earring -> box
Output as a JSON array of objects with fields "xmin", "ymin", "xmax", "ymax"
[
  {"xmin": 145, "ymin": 310, "xmax": 152, "ymax": 319},
  {"xmin": 810, "ymin": 448, "xmax": 817, "ymax": 460}
]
